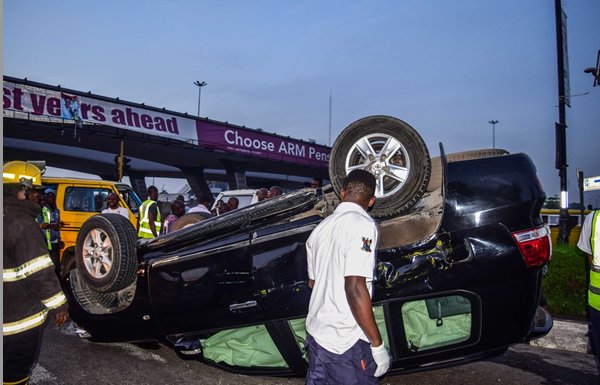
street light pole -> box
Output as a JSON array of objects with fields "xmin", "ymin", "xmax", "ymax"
[
  {"xmin": 584, "ymin": 49, "xmax": 600, "ymax": 87},
  {"xmin": 193, "ymin": 81, "xmax": 207, "ymax": 117},
  {"xmin": 488, "ymin": 120, "xmax": 499, "ymax": 149},
  {"xmin": 554, "ymin": 0, "xmax": 570, "ymax": 244}
]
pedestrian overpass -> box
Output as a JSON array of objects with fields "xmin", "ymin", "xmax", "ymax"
[{"xmin": 3, "ymin": 76, "xmax": 330, "ymax": 200}]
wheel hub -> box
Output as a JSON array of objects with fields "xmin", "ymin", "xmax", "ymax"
[
  {"xmin": 91, "ymin": 244, "xmax": 103, "ymax": 263},
  {"xmin": 371, "ymin": 160, "xmax": 386, "ymax": 175},
  {"xmin": 345, "ymin": 133, "xmax": 410, "ymax": 198},
  {"xmin": 82, "ymin": 228, "xmax": 113, "ymax": 279}
]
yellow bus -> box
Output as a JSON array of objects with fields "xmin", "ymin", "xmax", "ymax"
[{"xmin": 540, "ymin": 208, "xmax": 591, "ymax": 244}]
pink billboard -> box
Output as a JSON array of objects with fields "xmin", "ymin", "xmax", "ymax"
[{"xmin": 196, "ymin": 120, "xmax": 330, "ymax": 168}]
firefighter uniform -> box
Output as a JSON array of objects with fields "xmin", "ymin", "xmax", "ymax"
[{"xmin": 3, "ymin": 161, "xmax": 68, "ymax": 385}]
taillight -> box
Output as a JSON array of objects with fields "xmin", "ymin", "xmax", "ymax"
[{"xmin": 511, "ymin": 226, "xmax": 552, "ymax": 267}]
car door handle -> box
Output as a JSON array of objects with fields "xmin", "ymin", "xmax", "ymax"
[{"xmin": 229, "ymin": 301, "xmax": 257, "ymax": 312}]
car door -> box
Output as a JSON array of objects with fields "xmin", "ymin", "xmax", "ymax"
[
  {"xmin": 250, "ymin": 215, "xmax": 321, "ymax": 320},
  {"xmin": 147, "ymin": 232, "xmax": 266, "ymax": 335}
]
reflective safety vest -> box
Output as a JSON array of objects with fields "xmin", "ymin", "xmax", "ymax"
[
  {"xmin": 37, "ymin": 206, "xmax": 52, "ymax": 250},
  {"xmin": 138, "ymin": 199, "xmax": 161, "ymax": 238},
  {"xmin": 588, "ymin": 211, "xmax": 600, "ymax": 311},
  {"xmin": 2, "ymin": 254, "xmax": 67, "ymax": 335}
]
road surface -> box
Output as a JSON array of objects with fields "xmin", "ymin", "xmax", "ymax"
[{"xmin": 28, "ymin": 324, "xmax": 598, "ymax": 385}]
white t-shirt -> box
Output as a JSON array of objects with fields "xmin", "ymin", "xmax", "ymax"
[
  {"xmin": 188, "ymin": 204, "xmax": 211, "ymax": 214},
  {"xmin": 305, "ymin": 201, "xmax": 379, "ymax": 354},
  {"xmin": 578, "ymin": 211, "xmax": 599, "ymax": 264},
  {"xmin": 102, "ymin": 207, "xmax": 129, "ymax": 219}
]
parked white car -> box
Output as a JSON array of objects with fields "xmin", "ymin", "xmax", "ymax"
[{"xmin": 211, "ymin": 189, "xmax": 260, "ymax": 211}]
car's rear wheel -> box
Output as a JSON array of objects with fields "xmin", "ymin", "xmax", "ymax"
[
  {"xmin": 329, "ymin": 115, "xmax": 431, "ymax": 218},
  {"xmin": 75, "ymin": 214, "xmax": 138, "ymax": 293}
]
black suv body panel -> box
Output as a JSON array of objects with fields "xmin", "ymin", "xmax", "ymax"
[{"xmin": 65, "ymin": 152, "xmax": 552, "ymax": 376}]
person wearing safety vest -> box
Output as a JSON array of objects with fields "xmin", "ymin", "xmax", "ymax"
[
  {"xmin": 26, "ymin": 188, "xmax": 52, "ymax": 250},
  {"xmin": 578, "ymin": 210, "xmax": 600, "ymax": 375},
  {"xmin": 41, "ymin": 189, "xmax": 65, "ymax": 275},
  {"xmin": 38, "ymin": 203, "xmax": 52, "ymax": 249},
  {"xmin": 138, "ymin": 185, "xmax": 161, "ymax": 238},
  {"xmin": 3, "ymin": 161, "xmax": 69, "ymax": 385}
]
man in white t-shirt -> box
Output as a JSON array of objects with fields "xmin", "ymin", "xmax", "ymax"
[
  {"xmin": 101, "ymin": 192, "xmax": 129, "ymax": 219},
  {"xmin": 188, "ymin": 194, "xmax": 212, "ymax": 215},
  {"xmin": 305, "ymin": 169, "xmax": 390, "ymax": 384}
]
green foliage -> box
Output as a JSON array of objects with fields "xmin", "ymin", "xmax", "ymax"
[{"xmin": 542, "ymin": 244, "xmax": 588, "ymax": 317}]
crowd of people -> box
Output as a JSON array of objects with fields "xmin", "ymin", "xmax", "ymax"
[
  {"xmin": 5, "ymin": 176, "xmax": 325, "ymax": 248},
  {"xmin": 149, "ymin": 177, "xmax": 324, "ymax": 236}
]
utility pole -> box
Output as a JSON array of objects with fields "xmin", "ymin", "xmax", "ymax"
[
  {"xmin": 554, "ymin": 0, "xmax": 571, "ymax": 244},
  {"xmin": 115, "ymin": 140, "xmax": 125, "ymax": 182},
  {"xmin": 584, "ymin": 50, "xmax": 600, "ymax": 87},
  {"xmin": 194, "ymin": 81, "xmax": 207, "ymax": 117},
  {"xmin": 488, "ymin": 120, "xmax": 499, "ymax": 149},
  {"xmin": 577, "ymin": 170, "xmax": 585, "ymax": 226},
  {"xmin": 328, "ymin": 90, "xmax": 332, "ymax": 146}
]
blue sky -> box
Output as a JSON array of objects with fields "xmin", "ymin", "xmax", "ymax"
[{"xmin": 4, "ymin": 0, "xmax": 600, "ymax": 206}]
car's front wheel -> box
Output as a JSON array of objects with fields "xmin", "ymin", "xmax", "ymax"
[
  {"xmin": 75, "ymin": 214, "xmax": 138, "ymax": 293},
  {"xmin": 328, "ymin": 115, "xmax": 431, "ymax": 218}
]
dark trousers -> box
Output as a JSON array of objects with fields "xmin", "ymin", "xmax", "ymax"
[
  {"xmin": 3, "ymin": 326, "xmax": 43, "ymax": 385},
  {"xmin": 49, "ymin": 244, "xmax": 61, "ymax": 277},
  {"xmin": 305, "ymin": 334, "xmax": 378, "ymax": 385},
  {"xmin": 590, "ymin": 307, "xmax": 600, "ymax": 378}
]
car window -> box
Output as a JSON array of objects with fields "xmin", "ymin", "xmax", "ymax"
[
  {"xmin": 117, "ymin": 185, "xmax": 142, "ymax": 215},
  {"xmin": 43, "ymin": 183, "xmax": 58, "ymax": 192},
  {"xmin": 211, "ymin": 191, "xmax": 257, "ymax": 211},
  {"xmin": 201, "ymin": 324, "xmax": 288, "ymax": 368},
  {"xmin": 64, "ymin": 187, "xmax": 112, "ymax": 212},
  {"xmin": 287, "ymin": 305, "xmax": 390, "ymax": 364},
  {"xmin": 402, "ymin": 294, "xmax": 473, "ymax": 352},
  {"xmin": 231, "ymin": 195, "xmax": 254, "ymax": 208}
]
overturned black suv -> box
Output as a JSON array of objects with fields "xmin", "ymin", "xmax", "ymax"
[{"xmin": 65, "ymin": 116, "xmax": 552, "ymax": 377}]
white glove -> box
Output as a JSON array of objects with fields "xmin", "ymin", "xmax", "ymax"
[{"xmin": 370, "ymin": 342, "xmax": 391, "ymax": 377}]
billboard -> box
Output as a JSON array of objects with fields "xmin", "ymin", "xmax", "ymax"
[
  {"xmin": 584, "ymin": 176, "xmax": 600, "ymax": 192},
  {"xmin": 3, "ymin": 78, "xmax": 330, "ymax": 168},
  {"xmin": 197, "ymin": 122, "xmax": 329, "ymax": 167},
  {"xmin": 3, "ymin": 81, "xmax": 196, "ymax": 140}
]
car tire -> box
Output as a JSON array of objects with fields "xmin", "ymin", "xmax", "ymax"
[
  {"xmin": 171, "ymin": 212, "xmax": 213, "ymax": 232},
  {"xmin": 329, "ymin": 115, "xmax": 431, "ymax": 218},
  {"xmin": 75, "ymin": 214, "xmax": 138, "ymax": 293}
]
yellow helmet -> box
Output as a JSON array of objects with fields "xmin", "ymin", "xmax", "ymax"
[{"xmin": 3, "ymin": 161, "xmax": 43, "ymax": 188}]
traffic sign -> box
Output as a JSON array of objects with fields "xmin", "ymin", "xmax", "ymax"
[{"xmin": 584, "ymin": 176, "xmax": 600, "ymax": 191}]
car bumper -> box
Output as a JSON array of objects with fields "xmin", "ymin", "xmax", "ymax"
[{"xmin": 524, "ymin": 306, "xmax": 553, "ymax": 341}]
